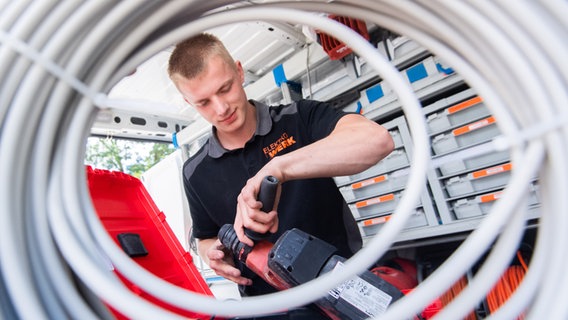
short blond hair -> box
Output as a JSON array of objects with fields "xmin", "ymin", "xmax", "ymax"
[{"xmin": 168, "ymin": 33, "xmax": 236, "ymax": 80}]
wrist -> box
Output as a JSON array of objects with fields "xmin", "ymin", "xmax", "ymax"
[{"xmin": 268, "ymin": 155, "xmax": 289, "ymax": 184}]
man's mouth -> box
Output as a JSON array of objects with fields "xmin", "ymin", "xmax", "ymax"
[{"xmin": 220, "ymin": 110, "xmax": 236, "ymax": 124}]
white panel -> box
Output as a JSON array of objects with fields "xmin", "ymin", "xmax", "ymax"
[{"xmin": 141, "ymin": 150, "xmax": 191, "ymax": 250}]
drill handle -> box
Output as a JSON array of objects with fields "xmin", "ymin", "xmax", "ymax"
[
  {"xmin": 244, "ymin": 175, "xmax": 279, "ymax": 242},
  {"xmin": 257, "ymin": 175, "xmax": 279, "ymax": 213}
]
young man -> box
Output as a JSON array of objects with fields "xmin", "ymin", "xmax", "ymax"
[{"xmin": 168, "ymin": 33, "xmax": 394, "ymax": 296}]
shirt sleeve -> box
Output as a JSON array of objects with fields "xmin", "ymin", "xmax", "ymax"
[{"xmin": 296, "ymin": 99, "xmax": 354, "ymax": 142}]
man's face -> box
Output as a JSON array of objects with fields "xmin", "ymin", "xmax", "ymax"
[{"xmin": 174, "ymin": 55, "xmax": 249, "ymax": 135}]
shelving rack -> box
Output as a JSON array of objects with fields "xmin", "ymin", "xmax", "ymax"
[{"xmin": 332, "ymin": 51, "xmax": 541, "ymax": 246}]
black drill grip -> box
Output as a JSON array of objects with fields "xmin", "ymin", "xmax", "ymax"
[
  {"xmin": 244, "ymin": 175, "xmax": 279, "ymax": 242},
  {"xmin": 257, "ymin": 175, "xmax": 279, "ymax": 213}
]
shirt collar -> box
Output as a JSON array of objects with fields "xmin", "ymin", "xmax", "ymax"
[{"xmin": 207, "ymin": 100, "xmax": 272, "ymax": 158}]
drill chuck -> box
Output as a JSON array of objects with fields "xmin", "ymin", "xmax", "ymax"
[{"xmin": 218, "ymin": 224, "xmax": 252, "ymax": 262}]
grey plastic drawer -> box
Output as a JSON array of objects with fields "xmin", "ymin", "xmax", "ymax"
[
  {"xmin": 452, "ymin": 183, "xmax": 540, "ymax": 219},
  {"xmin": 339, "ymin": 168, "xmax": 410, "ymax": 202},
  {"xmin": 426, "ymin": 96, "xmax": 490, "ymax": 133},
  {"xmin": 349, "ymin": 190, "xmax": 421, "ymax": 219},
  {"xmin": 444, "ymin": 163, "xmax": 512, "ymax": 197},
  {"xmin": 357, "ymin": 209, "xmax": 428, "ymax": 237},
  {"xmin": 431, "ymin": 116, "xmax": 499, "ymax": 155},
  {"xmin": 335, "ymin": 148, "xmax": 409, "ymax": 186},
  {"xmin": 438, "ymin": 149, "xmax": 510, "ymax": 176}
]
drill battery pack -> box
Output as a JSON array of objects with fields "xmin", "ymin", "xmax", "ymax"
[{"xmin": 268, "ymin": 229, "xmax": 403, "ymax": 320}]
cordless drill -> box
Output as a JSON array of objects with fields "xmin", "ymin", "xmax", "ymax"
[{"xmin": 218, "ymin": 176, "xmax": 404, "ymax": 320}]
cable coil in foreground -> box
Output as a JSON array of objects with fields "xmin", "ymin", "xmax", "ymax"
[{"xmin": 1, "ymin": 1, "xmax": 567, "ymax": 319}]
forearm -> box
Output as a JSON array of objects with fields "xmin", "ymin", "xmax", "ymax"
[
  {"xmin": 270, "ymin": 114, "xmax": 394, "ymax": 183},
  {"xmin": 235, "ymin": 114, "xmax": 394, "ymax": 244}
]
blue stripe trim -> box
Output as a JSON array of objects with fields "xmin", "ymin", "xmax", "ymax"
[
  {"xmin": 172, "ymin": 132, "xmax": 179, "ymax": 148},
  {"xmin": 436, "ymin": 62, "xmax": 454, "ymax": 75},
  {"xmin": 272, "ymin": 64, "xmax": 287, "ymax": 87},
  {"xmin": 205, "ymin": 275, "xmax": 226, "ymax": 283},
  {"xmin": 366, "ymin": 84, "xmax": 384, "ymax": 104},
  {"xmin": 406, "ymin": 63, "xmax": 428, "ymax": 83},
  {"xmin": 355, "ymin": 101, "xmax": 363, "ymax": 114}
]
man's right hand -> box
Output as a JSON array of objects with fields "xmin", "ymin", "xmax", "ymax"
[
  {"xmin": 200, "ymin": 238, "xmax": 252, "ymax": 286},
  {"xmin": 234, "ymin": 173, "xmax": 281, "ymax": 246}
]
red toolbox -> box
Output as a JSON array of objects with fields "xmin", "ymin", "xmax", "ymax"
[{"xmin": 86, "ymin": 166, "xmax": 214, "ymax": 319}]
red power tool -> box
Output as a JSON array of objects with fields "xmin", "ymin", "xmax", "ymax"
[{"xmin": 218, "ymin": 176, "xmax": 405, "ymax": 319}]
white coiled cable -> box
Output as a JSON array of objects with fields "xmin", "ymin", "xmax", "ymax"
[{"xmin": 1, "ymin": 1, "xmax": 567, "ymax": 319}]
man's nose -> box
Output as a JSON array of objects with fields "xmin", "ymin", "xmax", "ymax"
[{"xmin": 211, "ymin": 96, "xmax": 229, "ymax": 115}]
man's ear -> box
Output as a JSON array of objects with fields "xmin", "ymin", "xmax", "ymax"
[{"xmin": 235, "ymin": 60, "xmax": 245, "ymax": 84}]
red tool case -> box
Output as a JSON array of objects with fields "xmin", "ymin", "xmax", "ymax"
[{"xmin": 86, "ymin": 166, "xmax": 214, "ymax": 319}]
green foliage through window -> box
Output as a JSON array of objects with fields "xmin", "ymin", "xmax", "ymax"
[{"xmin": 85, "ymin": 137, "xmax": 175, "ymax": 178}]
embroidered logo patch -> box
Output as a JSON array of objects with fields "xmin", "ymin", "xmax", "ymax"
[{"xmin": 263, "ymin": 132, "xmax": 296, "ymax": 158}]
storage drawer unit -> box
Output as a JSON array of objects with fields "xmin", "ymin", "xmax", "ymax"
[
  {"xmin": 437, "ymin": 150, "xmax": 510, "ymax": 177},
  {"xmin": 423, "ymin": 89, "xmax": 511, "ymax": 177},
  {"xmin": 331, "ymin": 54, "xmax": 542, "ymax": 243},
  {"xmin": 423, "ymin": 88, "xmax": 541, "ymax": 227},
  {"xmin": 358, "ymin": 55, "xmax": 458, "ymax": 117},
  {"xmin": 431, "ymin": 113, "xmax": 509, "ymax": 177},
  {"xmin": 335, "ymin": 147, "xmax": 409, "ymax": 186},
  {"xmin": 358, "ymin": 208, "xmax": 429, "ymax": 237},
  {"xmin": 426, "ymin": 96, "xmax": 490, "ymax": 134},
  {"xmin": 339, "ymin": 168, "xmax": 410, "ymax": 203},
  {"xmin": 404, "ymin": 56, "xmax": 455, "ymax": 90},
  {"xmin": 335, "ymin": 115, "xmax": 439, "ymax": 242},
  {"xmin": 431, "ymin": 116, "xmax": 499, "ymax": 155},
  {"xmin": 444, "ymin": 163, "xmax": 512, "ymax": 198},
  {"xmin": 451, "ymin": 183, "xmax": 540, "ymax": 220},
  {"xmin": 349, "ymin": 191, "xmax": 412, "ymax": 219}
]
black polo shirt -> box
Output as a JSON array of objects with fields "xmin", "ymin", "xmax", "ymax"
[{"xmin": 183, "ymin": 99, "xmax": 362, "ymax": 296}]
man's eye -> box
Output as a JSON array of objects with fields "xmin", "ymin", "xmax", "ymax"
[
  {"xmin": 220, "ymin": 84, "xmax": 231, "ymax": 93},
  {"xmin": 195, "ymin": 101, "xmax": 209, "ymax": 108}
]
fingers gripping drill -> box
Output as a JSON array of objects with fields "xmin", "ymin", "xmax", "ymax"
[
  {"xmin": 244, "ymin": 175, "xmax": 279, "ymax": 242},
  {"xmin": 218, "ymin": 176, "xmax": 404, "ymax": 319},
  {"xmin": 218, "ymin": 175, "xmax": 289, "ymax": 290}
]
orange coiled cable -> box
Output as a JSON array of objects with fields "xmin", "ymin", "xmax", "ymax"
[
  {"xmin": 486, "ymin": 251, "xmax": 528, "ymax": 319},
  {"xmin": 439, "ymin": 275, "xmax": 477, "ymax": 320}
]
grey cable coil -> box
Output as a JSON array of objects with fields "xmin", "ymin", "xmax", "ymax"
[{"xmin": 1, "ymin": 1, "xmax": 567, "ymax": 319}]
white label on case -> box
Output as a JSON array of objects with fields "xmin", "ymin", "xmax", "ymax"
[{"xmin": 328, "ymin": 262, "xmax": 392, "ymax": 317}]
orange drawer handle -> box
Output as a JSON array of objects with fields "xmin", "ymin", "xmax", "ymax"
[
  {"xmin": 480, "ymin": 191, "xmax": 503, "ymax": 203},
  {"xmin": 351, "ymin": 175, "xmax": 387, "ymax": 190},
  {"xmin": 452, "ymin": 116, "xmax": 495, "ymax": 137},
  {"xmin": 472, "ymin": 163, "xmax": 512, "ymax": 179},
  {"xmin": 355, "ymin": 193, "xmax": 395, "ymax": 208},
  {"xmin": 447, "ymin": 96, "xmax": 483, "ymax": 114},
  {"xmin": 363, "ymin": 215, "xmax": 391, "ymax": 226}
]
